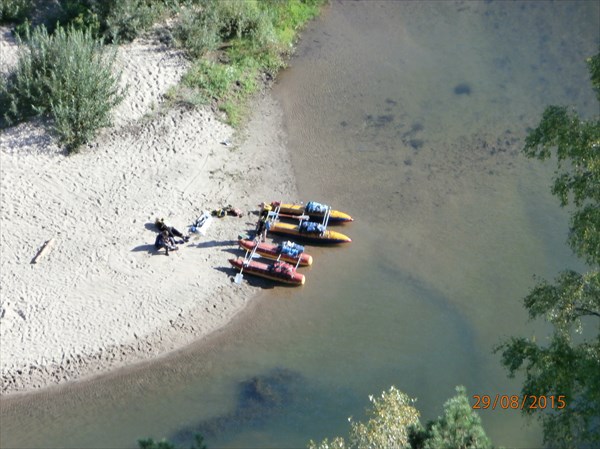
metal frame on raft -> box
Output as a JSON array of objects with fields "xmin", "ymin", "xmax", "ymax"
[
  {"xmin": 234, "ymin": 242, "xmax": 258, "ymax": 284},
  {"xmin": 266, "ymin": 202, "xmax": 351, "ymax": 244},
  {"xmin": 269, "ymin": 203, "xmax": 331, "ymax": 236},
  {"xmin": 233, "ymin": 237, "xmax": 304, "ymax": 285}
]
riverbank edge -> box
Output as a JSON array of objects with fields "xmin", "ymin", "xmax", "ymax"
[{"xmin": 0, "ymin": 89, "xmax": 298, "ymax": 398}]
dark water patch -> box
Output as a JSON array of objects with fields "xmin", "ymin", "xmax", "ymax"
[
  {"xmin": 340, "ymin": 120, "xmax": 348, "ymax": 127},
  {"xmin": 171, "ymin": 369, "xmax": 361, "ymax": 448},
  {"xmin": 409, "ymin": 139, "xmax": 424, "ymax": 150},
  {"xmin": 385, "ymin": 98, "xmax": 397, "ymax": 106},
  {"xmin": 410, "ymin": 122, "xmax": 424, "ymax": 133},
  {"xmin": 364, "ymin": 113, "xmax": 395, "ymax": 128},
  {"xmin": 453, "ymin": 83, "xmax": 472, "ymax": 95},
  {"xmin": 375, "ymin": 114, "xmax": 394, "ymax": 127},
  {"xmin": 400, "ymin": 122, "xmax": 425, "ymax": 151},
  {"xmin": 401, "ymin": 122, "xmax": 423, "ymax": 139},
  {"xmin": 404, "ymin": 158, "xmax": 412, "ymax": 166},
  {"xmin": 171, "ymin": 368, "xmax": 306, "ymax": 444}
]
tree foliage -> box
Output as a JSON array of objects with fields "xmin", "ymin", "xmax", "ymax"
[
  {"xmin": 308, "ymin": 386, "xmax": 491, "ymax": 449},
  {"xmin": 413, "ymin": 386, "xmax": 492, "ymax": 449},
  {"xmin": 495, "ymin": 52, "xmax": 600, "ymax": 448},
  {"xmin": 523, "ymin": 54, "xmax": 600, "ymax": 266},
  {"xmin": 0, "ymin": 0, "xmax": 31, "ymax": 24}
]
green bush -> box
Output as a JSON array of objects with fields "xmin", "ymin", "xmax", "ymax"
[
  {"xmin": 217, "ymin": 0, "xmax": 271, "ymax": 43},
  {"xmin": 170, "ymin": 0, "xmax": 324, "ymax": 126},
  {"xmin": 5, "ymin": 0, "xmax": 176, "ymax": 42},
  {"xmin": 101, "ymin": 0, "xmax": 169, "ymax": 43},
  {"xmin": 173, "ymin": 3, "xmax": 221, "ymax": 58},
  {"xmin": 173, "ymin": 0, "xmax": 275, "ymax": 58},
  {"xmin": 1, "ymin": 24, "xmax": 125, "ymax": 152},
  {"xmin": 0, "ymin": 0, "xmax": 31, "ymax": 24}
]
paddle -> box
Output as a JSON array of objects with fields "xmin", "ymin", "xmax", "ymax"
[
  {"xmin": 234, "ymin": 261, "xmax": 245, "ymax": 284},
  {"xmin": 235, "ymin": 244, "xmax": 259, "ymax": 284},
  {"xmin": 234, "ymin": 250, "xmax": 249, "ymax": 284}
]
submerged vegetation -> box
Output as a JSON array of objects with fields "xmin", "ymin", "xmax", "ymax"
[
  {"xmin": 0, "ymin": 0, "xmax": 326, "ymax": 151},
  {"xmin": 138, "ymin": 434, "xmax": 206, "ymax": 449}
]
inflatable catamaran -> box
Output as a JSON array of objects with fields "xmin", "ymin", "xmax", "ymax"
[
  {"xmin": 269, "ymin": 201, "xmax": 353, "ymax": 223},
  {"xmin": 230, "ymin": 240, "xmax": 306, "ymax": 286},
  {"xmin": 238, "ymin": 239, "xmax": 313, "ymax": 266},
  {"xmin": 267, "ymin": 204, "xmax": 352, "ymax": 244}
]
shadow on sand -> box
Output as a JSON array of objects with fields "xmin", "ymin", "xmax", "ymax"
[{"xmin": 131, "ymin": 244, "xmax": 157, "ymax": 253}]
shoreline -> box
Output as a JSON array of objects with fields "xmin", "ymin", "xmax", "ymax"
[{"xmin": 0, "ymin": 29, "xmax": 298, "ymax": 396}]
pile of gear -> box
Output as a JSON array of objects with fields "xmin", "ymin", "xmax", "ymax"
[{"xmin": 152, "ymin": 205, "xmax": 243, "ymax": 256}]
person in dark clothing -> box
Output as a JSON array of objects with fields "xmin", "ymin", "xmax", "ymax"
[
  {"xmin": 155, "ymin": 229, "xmax": 178, "ymax": 256},
  {"xmin": 155, "ymin": 218, "xmax": 189, "ymax": 242},
  {"xmin": 255, "ymin": 209, "xmax": 271, "ymax": 242}
]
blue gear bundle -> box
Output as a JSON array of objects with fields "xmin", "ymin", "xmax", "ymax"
[
  {"xmin": 279, "ymin": 241, "xmax": 305, "ymax": 257},
  {"xmin": 305, "ymin": 201, "xmax": 328, "ymax": 214},
  {"xmin": 299, "ymin": 221, "xmax": 325, "ymax": 234}
]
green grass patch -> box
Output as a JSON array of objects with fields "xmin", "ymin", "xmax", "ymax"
[
  {"xmin": 179, "ymin": 56, "xmax": 259, "ymax": 126},
  {"xmin": 172, "ymin": 0, "xmax": 327, "ymax": 126},
  {"xmin": 1, "ymin": 0, "xmax": 326, "ymax": 151}
]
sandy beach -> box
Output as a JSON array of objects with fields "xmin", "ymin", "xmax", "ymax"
[{"xmin": 0, "ymin": 27, "xmax": 297, "ymax": 395}]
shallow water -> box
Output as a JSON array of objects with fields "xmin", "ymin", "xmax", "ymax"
[{"xmin": 1, "ymin": 1, "xmax": 598, "ymax": 448}]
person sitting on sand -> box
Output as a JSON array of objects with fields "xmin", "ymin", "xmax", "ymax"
[
  {"xmin": 155, "ymin": 229, "xmax": 178, "ymax": 256},
  {"xmin": 155, "ymin": 218, "xmax": 189, "ymax": 242}
]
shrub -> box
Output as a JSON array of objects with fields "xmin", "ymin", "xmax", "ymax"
[
  {"xmin": 217, "ymin": 0, "xmax": 270, "ymax": 42},
  {"xmin": 173, "ymin": 3, "xmax": 221, "ymax": 58},
  {"xmin": 5, "ymin": 0, "xmax": 176, "ymax": 42},
  {"xmin": 0, "ymin": 0, "xmax": 31, "ymax": 24},
  {"xmin": 1, "ymin": 24, "xmax": 125, "ymax": 152},
  {"xmin": 174, "ymin": 0, "xmax": 275, "ymax": 59},
  {"xmin": 100, "ymin": 0, "xmax": 168, "ymax": 43},
  {"xmin": 169, "ymin": 0, "xmax": 325, "ymax": 126}
]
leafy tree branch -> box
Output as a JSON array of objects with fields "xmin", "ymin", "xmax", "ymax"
[{"xmin": 496, "ymin": 51, "xmax": 600, "ymax": 448}]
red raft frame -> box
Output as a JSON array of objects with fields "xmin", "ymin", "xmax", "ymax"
[
  {"xmin": 229, "ymin": 258, "xmax": 306, "ymax": 286},
  {"xmin": 238, "ymin": 239, "xmax": 313, "ymax": 266}
]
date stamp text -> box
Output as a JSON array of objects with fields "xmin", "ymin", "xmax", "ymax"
[{"xmin": 472, "ymin": 395, "xmax": 566, "ymax": 410}]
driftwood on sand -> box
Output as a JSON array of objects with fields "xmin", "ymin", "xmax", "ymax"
[{"xmin": 31, "ymin": 238, "xmax": 56, "ymax": 264}]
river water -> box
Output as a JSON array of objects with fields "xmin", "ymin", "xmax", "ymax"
[{"xmin": 1, "ymin": 1, "xmax": 598, "ymax": 448}]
